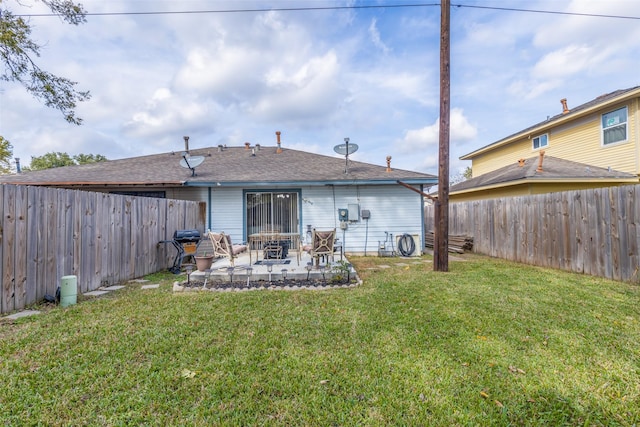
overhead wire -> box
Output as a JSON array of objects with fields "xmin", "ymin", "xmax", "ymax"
[{"xmin": 11, "ymin": 2, "xmax": 640, "ymax": 21}]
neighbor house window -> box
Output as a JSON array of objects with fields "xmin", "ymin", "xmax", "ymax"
[
  {"xmin": 602, "ymin": 106, "xmax": 627, "ymax": 145},
  {"xmin": 532, "ymin": 134, "xmax": 548, "ymax": 150}
]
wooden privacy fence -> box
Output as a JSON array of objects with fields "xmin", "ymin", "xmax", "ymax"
[
  {"xmin": 425, "ymin": 184, "xmax": 640, "ymax": 283},
  {"xmin": 1, "ymin": 184, "xmax": 206, "ymax": 315}
]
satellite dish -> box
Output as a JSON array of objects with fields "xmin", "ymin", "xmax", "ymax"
[
  {"xmin": 333, "ymin": 143, "xmax": 359, "ymax": 155},
  {"xmin": 179, "ymin": 152, "xmax": 204, "ymax": 176},
  {"xmin": 333, "ymin": 138, "xmax": 358, "ymax": 174}
]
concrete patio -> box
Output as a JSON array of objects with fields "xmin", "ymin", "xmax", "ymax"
[{"xmin": 188, "ymin": 248, "xmax": 354, "ymax": 284}]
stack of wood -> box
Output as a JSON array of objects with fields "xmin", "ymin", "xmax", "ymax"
[{"xmin": 424, "ymin": 232, "xmax": 473, "ymax": 254}]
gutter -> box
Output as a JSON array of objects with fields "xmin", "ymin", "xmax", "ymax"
[
  {"xmin": 450, "ymin": 177, "xmax": 640, "ymax": 195},
  {"xmin": 1, "ymin": 181, "xmax": 186, "ymax": 187},
  {"xmin": 184, "ymin": 178, "xmax": 438, "ymax": 187}
]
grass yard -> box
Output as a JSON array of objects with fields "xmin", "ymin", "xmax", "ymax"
[{"xmin": 1, "ymin": 254, "xmax": 639, "ymax": 426}]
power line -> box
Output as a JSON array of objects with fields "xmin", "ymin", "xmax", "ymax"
[
  {"xmin": 14, "ymin": 3, "xmax": 439, "ymax": 17},
  {"xmin": 11, "ymin": 2, "xmax": 640, "ymax": 20},
  {"xmin": 452, "ymin": 3, "xmax": 640, "ymax": 21}
]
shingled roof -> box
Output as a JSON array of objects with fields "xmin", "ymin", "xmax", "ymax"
[
  {"xmin": 1, "ymin": 145, "xmax": 437, "ymax": 188},
  {"xmin": 461, "ymin": 86, "xmax": 640, "ymax": 160},
  {"xmin": 451, "ymin": 155, "xmax": 638, "ymax": 194}
]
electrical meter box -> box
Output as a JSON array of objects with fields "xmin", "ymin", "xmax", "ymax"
[
  {"xmin": 348, "ymin": 204, "xmax": 360, "ymax": 221},
  {"xmin": 338, "ymin": 208, "xmax": 349, "ymax": 221}
]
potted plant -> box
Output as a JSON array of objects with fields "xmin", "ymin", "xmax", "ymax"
[{"xmin": 195, "ymin": 253, "xmax": 214, "ymax": 271}]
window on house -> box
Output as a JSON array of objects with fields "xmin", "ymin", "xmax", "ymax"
[
  {"xmin": 532, "ymin": 134, "xmax": 548, "ymax": 150},
  {"xmin": 245, "ymin": 191, "xmax": 299, "ymax": 237},
  {"xmin": 602, "ymin": 106, "xmax": 627, "ymax": 145}
]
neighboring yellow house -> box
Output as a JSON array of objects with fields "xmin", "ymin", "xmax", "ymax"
[{"xmin": 452, "ymin": 86, "xmax": 640, "ymax": 202}]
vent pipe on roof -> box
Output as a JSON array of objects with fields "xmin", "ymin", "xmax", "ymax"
[
  {"xmin": 15, "ymin": 157, "xmax": 21, "ymax": 174},
  {"xmin": 255, "ymin": 144, "xmax": 261, "ymax": 151},
  {"xmin": 183, "ymin": 136, "xmax": 189, "ymax": 153},
  {"xmin": 276, "ymin": 131, "xmax": 282, "ymax": 153},
  {"xmin": 217, "ymin": 144, "xmax": 223, "ymax": 152},
  {"xmin": 560, "ymin": 98, "xmax": 570, "ymax": 114},
  {"xmin": 518, "ymin": 158, "xmax": 525, "ymax": 167},
  {"xmin": 244, "ymin": 142, "xmax": 250, "ymax": 150},
  {"xmin": 536, "ymin": 150, "xmax": 545, "ymax": 172},
  {"xmin": 386, "ymin": 155, "xmax": 392, "ymax": 172}
]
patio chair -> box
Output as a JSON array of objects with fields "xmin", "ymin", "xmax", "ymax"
[
  {"xmin": 307, "ymin": 228, "xmax": 336, "ymax": 266},
  {"xmin": 207, "ymin": 231, "xmax": 248, "ymax": 267}
]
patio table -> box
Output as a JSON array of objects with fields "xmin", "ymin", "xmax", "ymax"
[{"xmin": 249, "ymin": 232, "xmax": 301, "ymax": 265}]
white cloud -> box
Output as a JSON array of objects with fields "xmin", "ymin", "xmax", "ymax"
[
  {"xmin": 251, "ymin": 50, "xmax": 344, "ymax": 122},
  {"xmin": 369, "ymin": 18, "xmax": 390, "ymax": 54},
  {"xmin": 395, "ymin": 108, "xmax": 477, "ymax": 153}
]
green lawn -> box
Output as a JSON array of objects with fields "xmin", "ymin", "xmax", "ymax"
[{"xmin": 1, "ymin": 254, "xmax": 639, "ymax": 426}]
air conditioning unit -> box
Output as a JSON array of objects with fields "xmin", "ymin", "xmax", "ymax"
[{"xmin": 395, "ymin": 234, "xmax": 422, "ymax": 257}]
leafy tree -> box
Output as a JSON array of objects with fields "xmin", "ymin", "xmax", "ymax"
[
  {"xmin": 24, "ymin": 151, "xmax": 107, "ymax": 171},
  {"xmin": 0, "ymin": 136, "xmax": 13, "ymax": 174},
  {"xmin": 0, "ymin": 1, "xmax": 90, "ymax": 125},
  {"xmin": 450, "ymin": 166, "xmax": 473, "ymax": 185},
  {"xmin": 74, "ymin": 153, "xmax": 107, "ymax": 164},
  {"xmin": 462, "ymin": 166, "xmax": 472, "ymax": 180}
]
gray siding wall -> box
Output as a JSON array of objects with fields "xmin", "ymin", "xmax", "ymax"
[
  {"xmin": 209, "ymin": 187, "xmax": 245, "ymax": 244},
  {"xmin": 301, "ymin": 185, "xmax": 424, "ymax": 254},
  {"xmin": 200, "ymin": 184, "xmax": 424, "ymax": 254}
]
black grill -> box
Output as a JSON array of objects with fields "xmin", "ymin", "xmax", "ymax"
[
  {"xmin": 173, "ymin": 229, "xmax": 201, "ymax": 243},
  {"xmin": 160, "ymin": 229, "xmax": 202, "ymax": 273}
]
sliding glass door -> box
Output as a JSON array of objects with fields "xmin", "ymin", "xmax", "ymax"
[{"xmin": 246, "ymin": 191, "xmax": 299, "ymax": 237}]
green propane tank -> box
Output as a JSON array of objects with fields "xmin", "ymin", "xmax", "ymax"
[{"xmin": 60, "ymin": 275, "xmax": 78, "ymax": 308}]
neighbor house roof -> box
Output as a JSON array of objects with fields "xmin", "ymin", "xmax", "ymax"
[
  {"xmin": 450, "ymin": 155, "xmax": 638, "ymax": 195},
  {"xmin": 460, "ymin": 86, "xmax": 640, "ymax": 160},
  {"xmin": 1, "ymin": 145, "xmax": 437, "ymax": 188}
]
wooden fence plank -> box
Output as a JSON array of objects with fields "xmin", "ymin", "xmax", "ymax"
[
  {"xmin": 14, "ymin": 185, "xmax": 27, "ymax": 310},
  {"xmin": 592, "ymin": 188, "xmax": 603, "ymax": 278},
  {"xmin": 572, "ymin": 191, "xmax": 585, "ymax": 274},
  {"xmin": 1, "ymin": 185, "xmax": 14, "ymax": 313},
  {"xmin": 603, "ymin": 188, "xmax": 613, "ymax": 280},
  {"xmin": 616, "ymin": 186, "xmax": 630, "ymax": 281},
  {"xmin": 34, "ymin": 187, "xmax": 48, "ymax": 299},
  {"xmin": 45, "ymin": 188, "xmax": 57, "ymax": 295},
  {"xmin": 25, "ymin": 187, "xmax": 38, "ymax": 305}
]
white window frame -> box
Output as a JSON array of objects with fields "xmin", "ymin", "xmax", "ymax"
[
  {"xmin": 532, "ymin": 134, "xmax": 548, "ymax": 150},
  {"xmin": 601, "ymin": 106, "xmax": 628, "ymax": 146}
]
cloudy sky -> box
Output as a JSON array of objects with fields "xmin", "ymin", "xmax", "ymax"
[{"xmin": 2, "ymin": 0, "xmax": 639, "ymax": 176}]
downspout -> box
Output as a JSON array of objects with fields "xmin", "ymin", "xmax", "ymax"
[
  {"xmin": 420, "ymin": 184, "xmax": 426, "ymax": 252},
  {"xmin": 208, "ymin": 187, "xmax": 212, "ymax": 231}
]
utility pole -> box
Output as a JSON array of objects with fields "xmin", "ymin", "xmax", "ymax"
[{"xmin": 434, "ymin": 0, "xmax": 450, "ymax": 272}]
